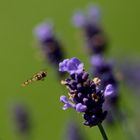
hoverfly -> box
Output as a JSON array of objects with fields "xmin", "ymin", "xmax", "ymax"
[{"xmin": 21, "ymin": 71, "xmax": 47, "ymax": 87}]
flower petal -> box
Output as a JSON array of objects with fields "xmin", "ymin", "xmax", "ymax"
[
  {"xmin": 60, "ymin": 96, "xmax": 75, "ymax": 110},
  {"xmin": 87, "ymin": 5, "xmax": 100, "ymax": 24},
  {"xmin": 59, "ymin": 58, "xmax": 84, "ymax": 74},
  {"xmin": 72, "ymin": 11, "xmax": 86, "ymax": 27},
  {"xmin": 76, "ymin": 103, "xmax": 87, "ymax": 112},
  {"xmin": 104, "ymin": 84, "xmax": 114, "ymax": 97},
  {"xmin": 34, "ymin": 22, "xmax": 53, "ymax": 41}
]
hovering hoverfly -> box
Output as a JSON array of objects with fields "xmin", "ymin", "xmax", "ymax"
[{"xmin": 21, "ymin": 71, "xmax": 47, "ymax": 87}]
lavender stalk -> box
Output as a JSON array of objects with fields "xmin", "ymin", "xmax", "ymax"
[{"xmin": 97, "ymin": 123, "xmax": 108, "ymax": 140}]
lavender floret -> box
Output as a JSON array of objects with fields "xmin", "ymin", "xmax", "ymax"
[
  {"xmin": 72, "ymin": 11, "xmax": 86, "ymax": 28},
  {"xmin": 60, "ymin": 96, "xmax": 75, "ymax": 110},
  {"xmin": 34, "ymin": 22, "xmax": 54, "ymax": 42},
  {"xmin": 59, "ymin": 57, "xmax": 84, "ymax": 75},
  {"xmin": 104, "ymin": 84, "xmax": 114, "ymax": 97}
]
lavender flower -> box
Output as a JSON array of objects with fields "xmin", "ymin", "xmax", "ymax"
[
  {"xmin": 72, "ymin": 6, "xmax": 107, "ymax": 55},
  {"xmin": 72, "ymin": 11, "xmax": 86, "ymax": 28},
  {"xmin": 59, "ymin": 58, "xmax": 113, "ymax": 127},
  {"xmin": 34, "ymin": 22, "xmax": 54, "ymax": 42},
  {"xmin": 12, "ymin": 103, "xmax": 31, "ymax": 135},
  {"xmin": 59, "ymin": 57, "xmax": 84, "ymax": 74},
  {"xmin": 76, "ymin": 103, "xmax": 87, "ymax": 112},
  {"xmin": 60, "ymin": 96, "xmax": 75, "ymax": 110},
  {"xmin": 104, "ymin": 84, "xmax": 114, "ymax": 97},
  {"xmin": 33, "ymin": 21, "xmax": 65, "ymax": 77}
]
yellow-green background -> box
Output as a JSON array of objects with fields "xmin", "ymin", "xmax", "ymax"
[{"xmin": 0, "ymin": 0, "xmax": 140, "ymax": 140}]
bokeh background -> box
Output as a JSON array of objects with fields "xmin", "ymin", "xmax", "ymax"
[{"xmin": 0, "ymin": 0, "xmax": 140, "ymax": 140}]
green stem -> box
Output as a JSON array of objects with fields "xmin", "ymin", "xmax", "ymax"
[{"xmin": 97, "ymin": 123, "xmax": 108, "ymax": 140}]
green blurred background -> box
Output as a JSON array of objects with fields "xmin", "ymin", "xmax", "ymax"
[{"xmin": 0, "ymin": 0, "xmax": 140, "ymax": 140}]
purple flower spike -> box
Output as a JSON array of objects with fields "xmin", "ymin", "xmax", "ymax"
[
  {"xmin": 76, "ymin": 103, "xmax": 87, "ymax": 112},
  {"xmin": 34, "ymin": 22, "xmax": 54, "ymax": 41},
  {"xmin": 104, "ymin": 84, "xmax": 114, "ymax": 97},
  {"xmin": 72, "ymin": 11, "xmax": 86, "ymax": 28},
  {"xmin": 12, "ymin": 103, "xmax": 31, "ymax": 134},
  {"xmin": 60, "ymin": 96, "xmax": 75, "ymax": 110},
  {"xmin": 59, "ymin": 57, "xmax": 84, "ymax": 74},
  {"xmin": 60, "ymin": 58, "xmax": 107, "ymax": 127}
]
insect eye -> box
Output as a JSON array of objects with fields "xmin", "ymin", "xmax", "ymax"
[{"xmin": 42, "ymin": 72, "xmax": 46, "ymax": 77}]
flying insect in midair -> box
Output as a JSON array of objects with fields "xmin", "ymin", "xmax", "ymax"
[{"xmin": 21, "ymin": 71, "xmax": 47, "ymax": 87}]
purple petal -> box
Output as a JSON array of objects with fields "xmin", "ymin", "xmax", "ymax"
[
  {"xmin": 59, "ymin": 59, "xmax": 69, "ymax": 72},
  {"xmin": 34, "ymin": 22, "xmax": 53, "ymax": 41},
  {"xmin": 91, "ymin": 115, "xmax": 95, "ymax": 119},
  {"xmin": 87, "ymin": 5, "xmax": 101, "ymax": 24},
  {"xmin": 72, "ymin": 11, "xmax": 86, "ymax": 27},
  {"xmin": 60, "ymin": 96, "xmax": 75, "ymax": 110},
  {"xmin": 63, "ymin": 104, "xmax": 72, "ymax": 110},
  {"xmin": 59, "ymin": 58, "xmax": 84, "ymax": 74},
  {"xmin": 104, "ymin": 84, "xmax": 114, "ymax": 97},
  {"xmin": 76, "ymin": 103, "xmax": 87, "ymax": 112},
  {"xmin": 77, "ymin": 63, "xmax": 84, "ymax": 73},
  {"xmin": 60, "ymin": 95, "xmax": 69, "ymax": 103},
  {"xmin": 71, "ymin": 57, "xmax": 81, "ymax": 65}
]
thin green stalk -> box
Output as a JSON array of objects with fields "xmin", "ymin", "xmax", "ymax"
[{"xmin": 97, "ymin": 123, "xmax": 108, "ymax": 140}]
